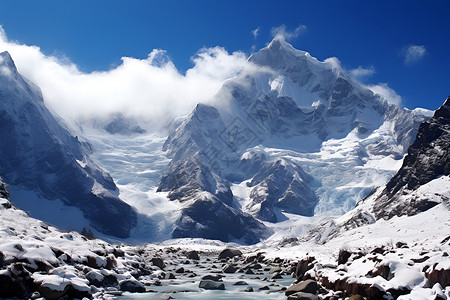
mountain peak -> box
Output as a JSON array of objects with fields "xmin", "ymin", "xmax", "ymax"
[
  {"xmin": 0, "ymin": 51, "xmax": 17, "ymax": 68},
  {"xmin": 0, "ymin": 50, "xmax": 13, "ymax": 62},
  {"xmin": 267, "ymin": 36, "xmax": 308, "ymax": 56},
  {"xmin": 249, "ymin": 37, "xmax": 328, "ymax": 75},
  {"xmin": 0, "ymin": 51, "xmax": 18, "ymax": 78}
]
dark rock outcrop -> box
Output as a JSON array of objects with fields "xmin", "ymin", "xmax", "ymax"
[
  {"xmin": 186, "ymin": 250, "xmax": 200, "ymax": 260},
  {"xmin": 374, "ymin": 96, "xmax": 450, "ymax": 219},
  {"xmin": 223, "ymin": 264, "xmax": 237, "ymax": 273},
  {"xmin": 427, "ymin": 267, "xmax": 450, "ymax": 288},
  {"xmin": 151, "ymin": 257, "xmax": 165, "ymax": 269},
  {"xmin": 119, "ymin": 279, "xmax": 146, "ymax": 293},
  {"xmin": 172, "ymin": 192, "xmax": 269, "ymax": 244},
  {"xmin": 246, "ymin": 159, "xmax": 318, "ymax": 222},
  {"xmin": 201, "ymin": 274, "xmax": 223, "ymax": 282},
  {"xmin": 293, "ymin": 257, "xmax": 316, "ymax": 281},
  {"xmin": 321, "ymin": 276, "xmax": 386, "ymax": 299},
  {"xmin": 337, "ymin": 249, "xmax": 352, "ymax": 265},
  {"xmin": 219, "ymin": 249, "xmax": 242, "ymax": 259},
  {"xmin": 0, "ymin": 177, "xmax": 12, "ymax": 209}
]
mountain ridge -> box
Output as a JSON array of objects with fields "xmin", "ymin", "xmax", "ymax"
[{"xmin": 0, "ymin": 51, "xmax": 137, "ymax": 238}]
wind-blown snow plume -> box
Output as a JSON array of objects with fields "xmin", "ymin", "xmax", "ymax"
[{"xmin": 366, "ymin": 83, "xmax": 403, "ymax": 106}]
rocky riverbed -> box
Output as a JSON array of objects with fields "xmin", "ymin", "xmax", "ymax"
[{"xmin": 1, "ymin": 181, "xmax": 450, "ymax": 299}]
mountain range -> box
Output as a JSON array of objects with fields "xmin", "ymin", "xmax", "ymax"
[{"xmin": 0, "ymin": 39, "xmax": 441, "ymax": 244}]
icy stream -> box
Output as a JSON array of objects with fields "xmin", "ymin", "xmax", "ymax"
[{"xmin": 119, "ymin": 259, "xmax": 293, "ymax": 300}]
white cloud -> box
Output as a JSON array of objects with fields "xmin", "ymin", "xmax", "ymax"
[
  {"xmin": 271, "ymin": 24, "xmax": 307, "ymax": 41},
  {"xmin": 366, "ymin": 83, "xmax": 402, "ymax": 106},
  {"xmin": 252, "ymin": 27, "xmax": 260, "ymax": 39},
  {"xmin": 0, "ymin": 26, "xmax": 249, "ymax": 130},
  {"xmin": 404, "ymin": 45, "xmax": 426, "ymax": 64},
  {"xmin": 349, "ymin": 65, "xmax": 375, "ymax": 81}
]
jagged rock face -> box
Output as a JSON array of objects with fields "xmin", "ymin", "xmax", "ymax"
[
  {"xmin": 374, "ymin": 96, "xmax": 450, "ymax": 219},
  {"xmin": 158, "ymin": 156, "xmax": 269, "ymax": 243},
  {"xmin": 0, "ymin": 52, "xmax": 136, "ymax": 238},
  {"xmin": 0, "ymin": 177, "xmax": 12, "ymax": 209},
  {"xmin": 173, "ymin": 192, "xmax": 270, "ymax": 244},
  {"xmin": 0, "ymin": 178, "xmax": 9, "ymax": 200},
  {"xmin": 246, "ymin": 159, "xmax": 318, "ymax": 222},
  {"xmin": 158, "ymin": 156, "xmax": 233, "ymax": 205}
]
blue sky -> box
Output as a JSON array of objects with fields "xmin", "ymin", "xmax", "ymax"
[{"xmin": 0, "ymin": 0, "xmax": 449, "ymax": 110}]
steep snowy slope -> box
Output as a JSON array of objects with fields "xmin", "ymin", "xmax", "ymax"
[
  {"xmin": 0, "ymin": 51, "xmax": 136, "ymax": 238},
  {"xmin": 158, "ymin": 37, "xmax": 430, "ymax": 242},
  {"xmin": 298, "ymin": 96, "xmax": 450, "ymax": 244}
]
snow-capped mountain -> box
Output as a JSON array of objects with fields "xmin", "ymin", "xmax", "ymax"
[
  {"xmin": 158, "ymin": 37, "xmax": 430, "ymax": 243},
  {"xmin": 0, "ymin": 51, "xmax": 136, "ymax": 238}
]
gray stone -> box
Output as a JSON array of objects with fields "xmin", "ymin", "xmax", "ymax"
[
  {"xmin": 271, "ymin": 272, "xmax": 283, "ymax": 279},
  {"xmin": 269, "ymin": 266, "xmax": 282, "ymax": 274},
  {"xmin": 202, "ymin": 274, "xmax": 223, "ymax": 281},
  {"xmin": 151, "ymin": 257, "xmax": 165, "ymax": 269},
  {"xmin": 285, "ymin": 280, "xmax": 318, "ymax": 296},
  {"xmin": 287, "ymin": 292, "xmax": 319, "ymax": 300},
  {"xmin": 199, "ymin": 280, "xmax": 225, "ymax": 290},
  {"xmin": 245, "ymin": 268, "xmax": 255, "ymax": 274},
  {"xmin": 223, "ymin": 264, "xmax": 237, "ymax": 273},
  {"xmin": 119, "ymin": 279, "xmax": 146, "ymax": 293},
  {"xmin": 218, "ymin": 248, "xmax": 243, "ymax": 259},
  {"xmin": 242, "ymin": 286, "xmax": 254, "ymax": 292},
  {"xmin": 186, "ymin": 250, "xmax": 200, "ymax": 260}
]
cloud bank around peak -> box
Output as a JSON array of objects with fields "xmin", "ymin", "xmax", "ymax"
[
  {"xmin": 0, "ymin": 26, "xmax": 406, "ymax": 130},
  {"xmin": 0, "ymin": 26, "xmax": 249, "ymax": 130}
]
